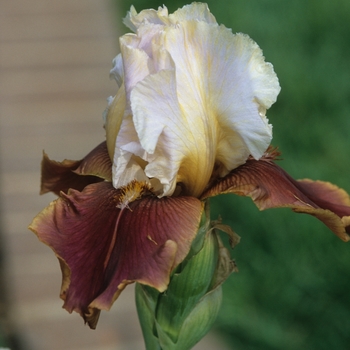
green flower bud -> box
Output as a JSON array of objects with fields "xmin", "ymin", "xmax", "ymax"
[{"xmin": 135, "ymin": 202, "xmax": 239, "ymax": 350}]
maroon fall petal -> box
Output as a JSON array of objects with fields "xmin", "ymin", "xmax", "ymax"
[
  {"xmin": 74, "ymin": 141, "xmax": 112, "ymax": 181},
  {"xmin": 202, "ymin": 158, "xmax": 350, "ymax": 241},
  {"xmin": 41, "ymin": 141, "xmax": 112, "ymax": 195},
  {"xmin": 29, "ymin": 181, "xmax": 203, "ymax": 329}
]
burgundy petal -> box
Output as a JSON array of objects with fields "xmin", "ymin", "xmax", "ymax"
[
  {"xmin": 202, "ymin": 158, "xmax": 350, "ymax": 241},
  {"xmin": 41, "ymin": 141, "xmax": 112, "ymax": 195},
  {"xmin": 74, "ymin": 141, "xmax": 112, "ymax": 181},
  {"xmin": 29, "ymin": 182, "xmax": 203, "ymax": 328}
]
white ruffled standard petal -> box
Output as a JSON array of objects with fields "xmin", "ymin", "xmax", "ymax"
[
  {"xmin": 131, "ymin": 69, "xmax": 214, "ymax": 197},
  {"xmin": 169, "ymin": 3, "xmax": 217, "ymax": 23},
  {"xmin": 107, "ymin": 3, "xmax": 281, "ymax": 198},
  {"xmin": 123, "ymin": 3, "xmax": 216, "ymax": 32},
  {"xmin": 123, "ymin": 5, "xmax": 169, "ymax": 32},
  {"xmin": 162, "ymin": 21, "xmax": 280, "ymax": 172},
  {"xmin": 109, "ymin": 54, "xmax": 124, "ymax": 88}
]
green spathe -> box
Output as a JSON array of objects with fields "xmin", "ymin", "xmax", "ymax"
[
  {"xmin": 155, "ymin": 287, "xmax": 223, "ymax": 350},
  {"xmin": 135, "ymin": 201, "xmax": 238, "ymax": 349}
]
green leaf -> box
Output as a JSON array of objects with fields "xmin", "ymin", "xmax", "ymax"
[{"xmin": 135, "ymin": 284, "xmax": 161, "ymax": 350}]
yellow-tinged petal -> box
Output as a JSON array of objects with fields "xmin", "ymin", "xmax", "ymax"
[
  {"xmin": 105, "ymin": 85, "xmax": 126, "ymax": 161},
  {"xmin": 162, "ymin": 23, "xmax": 279, "ymax": 161},
  {"xmin": 112, "ymin": 150, "xmax": 150, "ymax": 190},
  {"xmin": 169, "ymin": 3, "xmax": 217, "ymax": 23},
  {"xmin": 109, "ymin": 54, "xmax": 124, "ymax": 88},
  {"xmin": 131, "ymin": 69, "xmax": 213, "ymax": 197},
  {"xmin": 123, "ymin": 5, "xmax": 169, "ymax": 32},
  {"xmin": 108, "ymin": 3, "xmax": 280, "ymax": 197},
  {"xmin": 119, "ymin": 33, "xmax": 154, "ymax": 101},
  {"xmin": 123, "ymin": 3, "xmax": 216, "ymax": 32},
  {"xmin": 130, "ymin": 20, "xmax": 279, "ymax": 197}
]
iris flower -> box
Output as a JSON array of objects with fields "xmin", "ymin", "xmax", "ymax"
[{"xmin": 29, "ymin": 3, "xmax": 350, "ymax": 329}]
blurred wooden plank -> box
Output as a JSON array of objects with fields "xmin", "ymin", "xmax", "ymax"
[
  {"xmin": 0, "ymin": 0, "xmax": 110, "ymax": 16},
  {"xmin": 0, "ymin": 97, "xmax": 110, "ymax": 126},
  {"xmin": 1, "ymin": 66, "xmax": 115, "ymax": 99},
  {"xmin": 1, "ymin": 38, "xmax": 117, "ymax": 69},
  {"xmin": 0, "ymin": 12, "xmax": 115, "ymax": 42}
]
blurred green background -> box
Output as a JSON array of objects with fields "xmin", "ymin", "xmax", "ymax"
[{"xmin": 113, "ymin": 1, "xmax": 350, "ymax": 349}]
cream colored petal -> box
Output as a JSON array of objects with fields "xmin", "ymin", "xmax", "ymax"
[
  {"xmin": 109, "ymin": 54, "xmax": 124, "ymax": 88},
  {"xmin": 108, "ymin": 85, "xmax": 149, "ymax": 191},
  {"xmin": 111, "ymin": 5, "xmax": 280, "ymax": 198},
  {"xmin": 115, "ymin": 111, "xmax": 145, "ymax": 158},
  {"xmin": 112, "ymin": 148, "xmax": 149, "ymax": 189},
  {"xmin": 104, "ymin": 85, "xmax": 126, "ymax": 160},
  {"xmin": 120, "ymin": 35, "xmax": 152, "ymax": 103},
  {"xmin": 131, "ymin": 69, "xmax": 215, "ymax": 197},
  {"xmin": 123, "ymin": 5, "xmax": 169, "ymax": 32},
  {"xmin": 124, "ymin": 3, "xmax": 217, "ymax": 32},
  {"xmin": 170, "ymin": 3, "xmax": 217, "ymax": 23},
  {"xmin": 135, "ymin": 24, "xmax": 175, "ymax": 72},
  {"xmin": 162, "ymin": 21, "xmax": 280, "ymax": 169},
  {"xmin": 120, "ymin": 23, "xmax": 174, "ymax": 101},
  {"xmin": 130, "ymin": 23, "xmax": 164, "ymax": 56},
  {"xmin": 123, "ymin": 5, "xmax": 138, "ymax": 32},
  {"xmin": 105, "ymin": 86, "xmax": 147, "ymax": 179}
]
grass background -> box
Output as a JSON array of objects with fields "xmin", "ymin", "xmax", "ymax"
[{"xmin": 113, "ymin": 1, "xmax": 350, "ymax": 349}]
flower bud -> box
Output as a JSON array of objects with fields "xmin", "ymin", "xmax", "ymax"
[{"xmin": 135, "ymin": 202, "xmax": 238, "ymax": 349}]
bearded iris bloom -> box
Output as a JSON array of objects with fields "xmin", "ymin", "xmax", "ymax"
[{"xmin": 29, "ymin": 2, "xmax": 350, "ymax": 333}]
